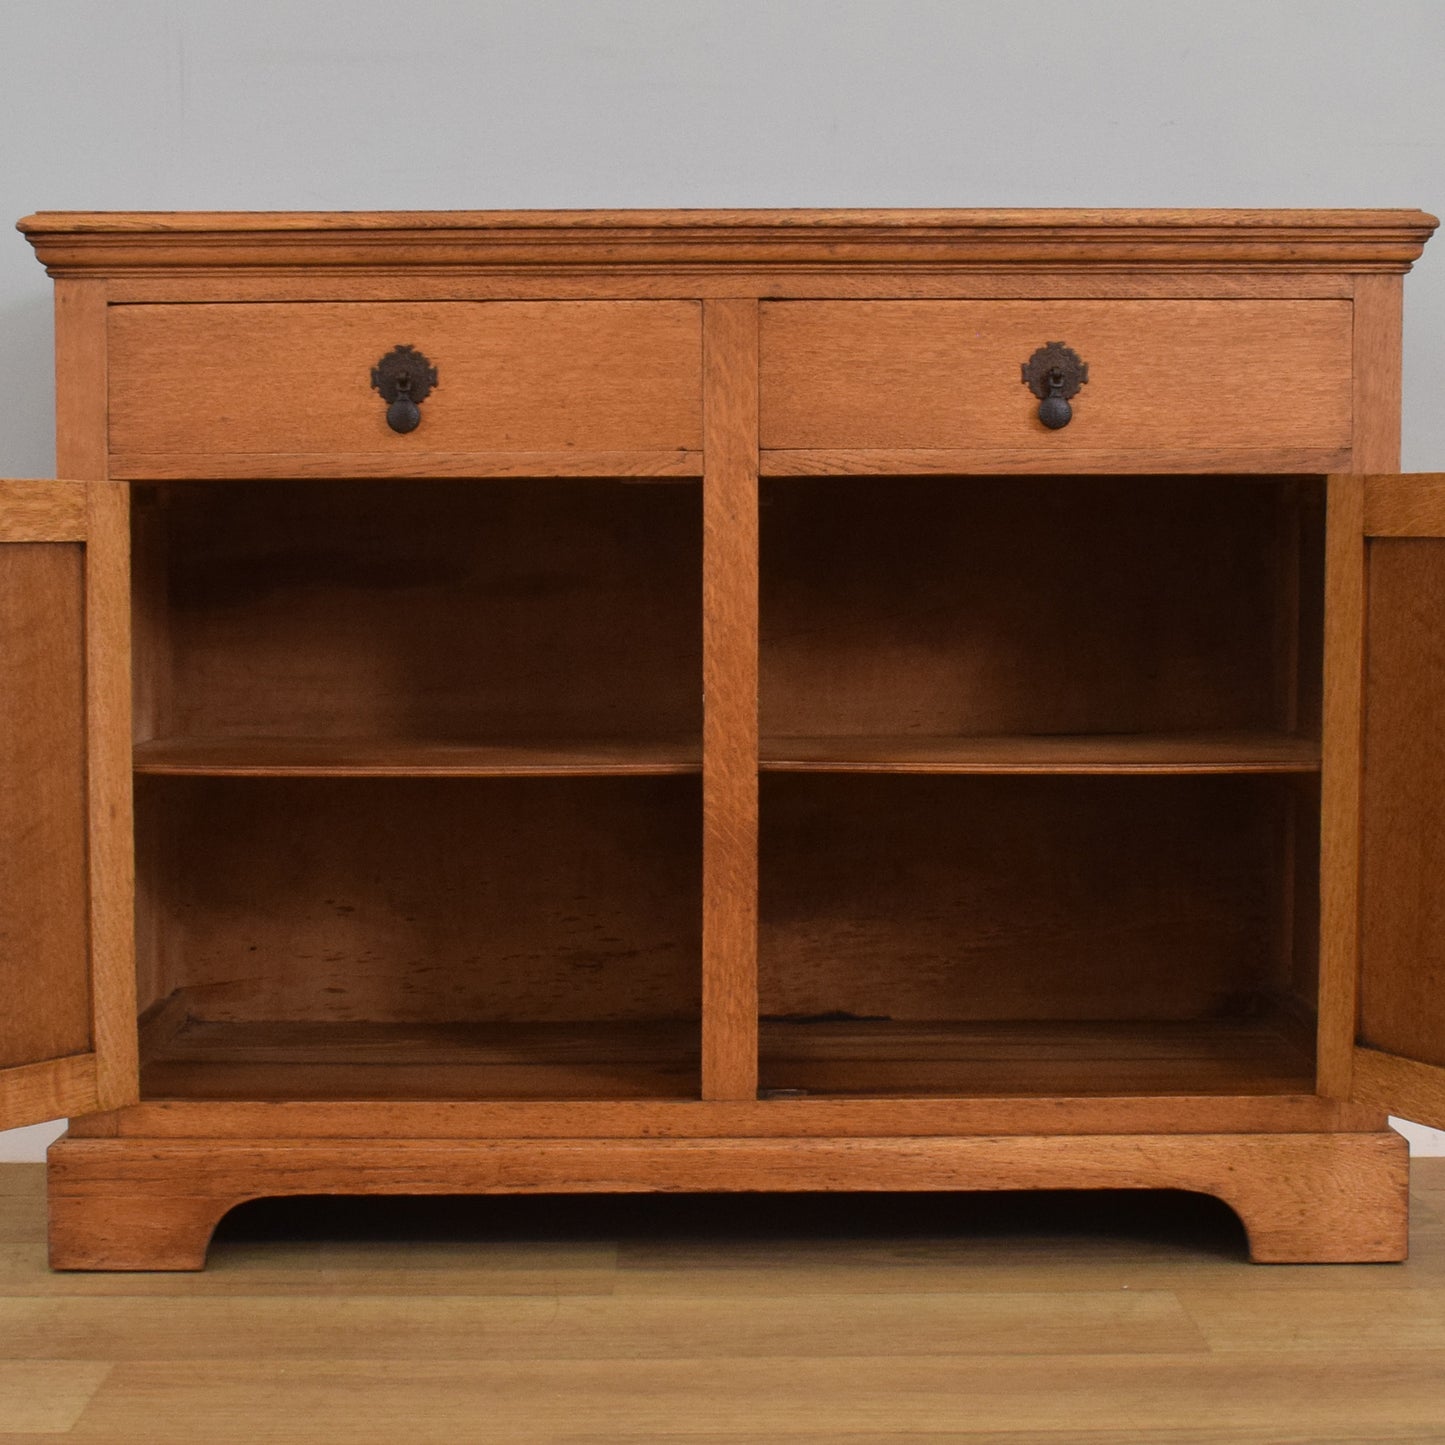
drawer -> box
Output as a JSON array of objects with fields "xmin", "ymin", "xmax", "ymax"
[
  {"xmin": 108, "ymin": 301, "xmax": 702, "ymax": 476},
  {"xmin": 759, "ymin": 300, "xmax": 1353, "ymax": 459}
]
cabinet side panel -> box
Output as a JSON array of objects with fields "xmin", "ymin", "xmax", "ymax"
[
  {"xmin": 1358, "ymin": 539, "xmax": 1445, "ymax": 1068},
  {"xmin": 1317, "ymin": 475, "xmax": 1366, "ymax": 1095},
  {"xmin": 0, "ymin": 544, "xmax": 91, "ymax": 1067},
  {"xmin": 1351, "ymin": 275, "xmax": 1403, "ymax": 473}
]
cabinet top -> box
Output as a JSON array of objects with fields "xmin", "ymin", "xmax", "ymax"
[{"xmin": 17, "ymin": 208, "xmax": 1439, "ymax": 275}]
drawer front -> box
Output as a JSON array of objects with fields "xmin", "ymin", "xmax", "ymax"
[
  {"xmin": 760, "ymin": 300, "xmax": 1353, "ymax": 456},
  {"xmin": 109, "ymin": 301, "xmax": 702, "ymax": 475}
]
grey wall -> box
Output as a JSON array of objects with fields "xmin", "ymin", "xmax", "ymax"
[
  {"xmin": 2, "ymin": 0, "xmax": 1444, "ymax": 1157},
  {"xmin": 3, "ymin": 0, "xmax": 1445, "ymax": 474}
]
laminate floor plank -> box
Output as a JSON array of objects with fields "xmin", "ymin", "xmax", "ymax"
[
  {"xmin": 560, "ymin": 1435, "xmax": 1445, "ymax": 1445},
  {"xmin": 0, "ymin": 1164, "xmax": 45, "ymax": 1197},
  {"xmin": 0, "ymin": 1192, "xmax": 45, "ymax": 1245},
  {"xmin": 0, "ymin": 1289, "xmax": 1204, "ymax": 1363},
  {"xmin": 612, "ymin": 1256, "xmax": 1445, "ymax": 1296},
  {"xmin": 1410, "ymin": 1157, "xmax": 1445, "ymax": 1193},
  {"xmin": 0, "ymin": 1239, "xmax": 617, "ymax": 1300},
  {"xmin": 1179, "ymin": 1286, "xmax": 1445, "ymax": 1351},
  {"xmin": 46, "ymin": 1354, "xmax": 1445, "ymax": 1443},
  {"xmin": 0, "ymin": 1360, "xmax": 110, "ymax": 1435},
  {"xmin": 1, "ymin": 1161, "xmax": 1444, "ymax": 1441}
]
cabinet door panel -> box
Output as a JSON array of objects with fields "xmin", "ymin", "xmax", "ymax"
[
  {"xmin": 1353, "ymin": 474, "xmax": 1445, "ymax": 1127},
  {"xmin": 0, "ymin": 480, "xmax": 136, "ymax": 1130}
]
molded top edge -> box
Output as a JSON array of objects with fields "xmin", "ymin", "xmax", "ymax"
[
  {"xmin": 16, "ymin": 207, "xmax": 1442, "ymax": 233},
  {"xmin": 17, "ymin": 208, "xmax": 1438, "ymax": 275}
]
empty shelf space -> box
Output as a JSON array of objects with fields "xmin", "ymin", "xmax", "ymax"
[
  {"xmin": 759, "ymin": 732, "xmax": 1321, "ymax": 775},
  {"xmin": 140, "ymin": 1014, "xmax": 700, "ymax": 1101},
  {"xmin": 760, "ymin": 476, "xmax": 1326, "ymax": 744},
  {"xmin": 134, "ymin": 736, "xmax": 702, "ymax": 777},
  {"xmin": 757, "ymin": 1017, "xmax": 1317, "ymax": 1098},
  {"xmin": 131, "ymin": 479, "xmax": 703, "ymax": 749}
]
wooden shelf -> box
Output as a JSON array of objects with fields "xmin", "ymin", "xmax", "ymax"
[
  {"xmin": 135, "ymin": 733, "xmax": 1317, "ymax": 778},
  {"xmin": 140, "ymin": 1015, "xmax": 700, "ymax": 1102},
  {"xmin": 759, "ymin": 732, "xmax": 1321, "ymax": 775},
  {"xmin": 758, "ymin": 1017, "xmax": 1317, "ymax": 1098},
  {"xmin": 133, "ymin": 737, "xmax": 703, "ymax": 778},
  {"xmin": 135, "ymin": 1008, "xmax": 1314, "ymax": 1103}
]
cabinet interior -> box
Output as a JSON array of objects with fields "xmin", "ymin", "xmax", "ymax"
[
  {"xmin": 136, "ymin": 775, "xmax": 703, "ymax": 1100},
  {"xmin": 130, "ymin": 474, "xmax": 1325, "ymax": 1102},
  {"xmin": 131, "ymin": 478, "xmax": 703, "ymax": 755}
]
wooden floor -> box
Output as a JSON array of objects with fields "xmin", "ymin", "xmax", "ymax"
[{"xmin": 3, "ymin": 1159, "xmax": 1445, "ymax": 1442}]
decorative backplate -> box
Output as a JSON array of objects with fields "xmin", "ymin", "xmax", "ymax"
[
  {"xmin": 371, "ymin": 344, "xmax": 438, "ymax": 434},
  {"xmin": 1021, "ymin": 341, "xmax": 1088, "ymax": 401}
]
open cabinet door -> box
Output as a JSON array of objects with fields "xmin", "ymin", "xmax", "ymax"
[
  {"xmin": 1351, "ymin": 474, "xmax": 1445, "ymax": 1127},
  {"xmin": 0, "ymin": 479, "xmax": 136, "ymax": 1129}
]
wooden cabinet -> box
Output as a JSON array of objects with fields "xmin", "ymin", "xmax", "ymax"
[{"xmin": 3, "ymin": 208, "xmax": 1445, "ymax": 1269}]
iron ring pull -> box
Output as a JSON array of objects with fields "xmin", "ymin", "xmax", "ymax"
[
  {"xmin": 371, "ymin": 344, "xmax": 438, "ymax": 434},
  {"xmin": 1021, "ymin": 342, "xmax": 1088, "ymax": 430}
]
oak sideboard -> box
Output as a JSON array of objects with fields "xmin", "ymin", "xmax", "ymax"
[{"xmin": 4, "ymin": 208, "xmax": 1445, "ymax": 1268}]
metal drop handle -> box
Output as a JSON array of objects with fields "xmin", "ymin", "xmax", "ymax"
[
  {"xmin": 371, "ymin": 344, "xmax": 437, "ymax": 434},
  {"xmin": 1022, "ymin": 342, "xmax": 1088, "ymax": 430}
]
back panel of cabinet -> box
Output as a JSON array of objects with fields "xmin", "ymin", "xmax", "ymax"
[
  {"xmin": 761, "ymin": 475, "xmax": 1324, "ymax": 740},
  {"xmin": 132, "ymin": 478, "xmax": 702, "ymax": 745}
]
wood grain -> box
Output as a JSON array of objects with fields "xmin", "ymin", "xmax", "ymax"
[
  {"xmin": 21, "ymin": 207, "xmax": 1438, "ymax": 275},
  {"xmin": 133, "ymin": 737, "xmax": 702, "ymax": 777},
  {"xmin": 129, "ymin": 1014, "xmax": 1313, "ymax": 1104},
  {"xmin": 85, "ymin": 482, "xmax": 139, "ymax": 1110},
  {"xmin": 108, "ymin": 302, "xmax": 703, "ymax": 468},
  {"xmin": 100, "ymin": 270, "xmax": 1362, "ymax": 304},
  {"xmin": 130, "ymin": 479, "xmax": 702, "ymax": 746},
  {"xmin": 136, "ymin": 775, "xmax": 701, "ymax": 1028},
  {"xmin": 0, "ymin": 1360, "xmax": 111, "ymax": 1435},
  {"xmin": 27, "ymin": 1354, "xmax": 1445, "ymax": 1443},
  {"xmin": 76, "ymin": 1092, "xmax": 1383, "ymax": 1142},
  {"xmin": 760, "ymin": 301, "xmax": 1352, "ymax": 452},
  {"xmin": 0, "ymin": 1056, "xmax": 99, "ymax": 1130},
  {"xmin": 758, "ymin": 774, "xmax": 1314, "ymax": 1026},
  {"xmin": 0, "ymin": 538, "xmax": 91, "ymax": 1090},
  {"xmin": 15, "ymin": 208, "xmax": 1439, "ymax": 1275},
  {"xmin": 1357, "ymin": 536, "xmax": 1445, "ymax": 1074},
  {"xmin": 1352, "ymin": 1047, "xmax": 1445, "ymax": 1131},
  {"xmin": 50, "ymin": 280, "xmax": 142, "ymax": 1122},
  {"xmin": 0, "ymin": 292, "xmax": 113, "ymax": 1133},
  {"xmin": 141, "ymin": 1018, "xmax": 699, "ymax": 1103},
  {"xmin": 756, "ymin": 1018, "xmax": 1315, "ymax": 1098},
  {"xmin": 700, "ymin": 299, "xmax": 760, "ymax": 1101},
  {"xmin": 44, "ymin": 1130, "xmax": 1408, "ymax": 1269},
  {"xmin": 760, "ymin": 476, "xmax": 1320, "ymax": 739},
  {"xmin": 1316, "ymin": 474, "xmax": 1366, "ymax": 1096},
  {"xmin": 759, "ymin": 732, "xmax": 1320, "ymax": 774},
  {"xmin": 0, "ymin": 1289, "xmax": 1206, "ymax": 1361},
  {"xmin": 1363, "ymin": 471, "xmax": 1445, "ymax": 535},
  {"xmin": 110, "ymin": 450, "xmax": 702, "ymax": 480},
  {"xmin": 762, "ymin": 446, "xmax": 1351, "ymax": 475},
  {"xmin": 20, "ymin": 1160, "xmax": 1445, "ymax": 1442},
  {"xmin": 0, "ymin": 478, "xmax": 87, "ymax": 541},
  {"xmin": 1351, "ymin": 275, "xmax": 1404, "ymax": 473},
  {"xmin": 53, "ymin": 279, "xmax": 108, "ymax": 481},
  {"xmin": 134, "ymin": 733, "xmax": 1320, "ymax": 777}
]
